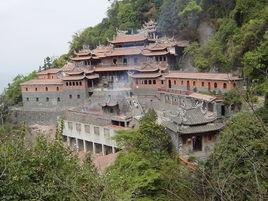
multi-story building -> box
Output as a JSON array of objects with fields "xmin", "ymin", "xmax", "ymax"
[{"xmin": 19, "ymin": 21, "xmax": 243, "ymax": 158}]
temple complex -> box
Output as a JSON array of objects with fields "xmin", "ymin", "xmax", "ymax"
[{"xmin": 19, "ymin": 21, "xmax": 243, "ymax": 159}]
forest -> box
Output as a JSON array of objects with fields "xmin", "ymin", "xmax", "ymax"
[{"xmin": 0, "ymin": 0, "xmax": 268, "ymax": 200}]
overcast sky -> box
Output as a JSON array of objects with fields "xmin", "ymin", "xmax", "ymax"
[{"xmin": 0, "ymin": 0, "xmax": 110, "ymax": 93}]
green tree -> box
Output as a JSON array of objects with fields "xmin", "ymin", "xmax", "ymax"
[{"xmin": 201, "ymin": 112, "xmax": 268, "ymax": 200}]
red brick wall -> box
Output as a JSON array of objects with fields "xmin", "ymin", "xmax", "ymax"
[{"xmin": 21, "ymin": 84, "xmax": 63, "ymax": 92}]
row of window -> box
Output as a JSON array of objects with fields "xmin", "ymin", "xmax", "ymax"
[
  {"xmin": 26, "ymin": 94, "xmax": 81, "ymax": 102},
  {"xmin": 66, "ymin": 81, "xmax": 82, "ymax": 86},
  {"xmin": 136, "ymin": 79, "xmax": 157, "ymax": 85},
  {"xmin": 67, "ymin": 122, "xmax": 110, "ymax": 137},
  {"xmin": 155, "ymin": 56, "xmax": 167, "ymax": 62},
  {"xmin": 26, "ymin": 86, "xmax": 60, "ymax": 92},
  {"xmin": 170, "ymin": 80, "xmax": 234, "ymax": 89}
]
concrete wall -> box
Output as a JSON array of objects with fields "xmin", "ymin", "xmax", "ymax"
[{"xmin": 10, "ymin": 108, "xmax": 62, "ymax": 125}]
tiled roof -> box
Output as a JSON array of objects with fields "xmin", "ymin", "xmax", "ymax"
[
  {"xmin": 21, "ymin": 79, "xmax": 63, "ymax": 86},
  {"xmin": 94, "ymin": 66, "xmax": 135, "ymax": 72},
  {"xmin": 135, "ymin": 63, "xmax": 159, "ymax": 72},
  {"xmin": 142, "ymin": 49, "xmax": 169, "ymax": 56},
  {"xmin": 179, "ymin": 123, "xmax": 224, "ymax": 134},
  {"xmin": 189, "ymin": 93, "xmax": 216, "ymax": 102},
  {"xmin": 37, "ymin": 68, "xmax": 61, "ymax": 75},
  {"xmin": 66, "ymin": 71, "xmax": 84, "ymax": 75},
  {"xmin": 61, "ymin": 63, "xmax": 75, "ymax": 72},
  {"xmin": 71, "ymin": 56, "xmax": 92, "ymax": 61},
  {"xmin": 131, "ymin": 72, "xmax": 162, "ymax": 78},
  {"xmin": 107, "ymin": 47, "xmax": 142, "ymax": 57},
  {"xmin": 62, "ymin": 75, "xmax": 85, "ymax": 81},
  {"xmin": 165, "ymin": 72, "xmax": 242, "ymax": 81},
  {"xmin": 86, "ymin": 74, "xmax": 99, "ymax": 80},
  {"xmin": 182, "ymin": 108, "xmax": 217, "ymax": 125},
  {"xmin": 110, "ymin": 34, "xmax": 148, "ymax": 44}
]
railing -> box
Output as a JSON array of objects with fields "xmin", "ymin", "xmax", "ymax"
[{"xmin": 158, "ymin": 88, "xmax": 192, "ymax": 95}]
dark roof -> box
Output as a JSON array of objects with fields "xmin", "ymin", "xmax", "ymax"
[
  {"xmin": 179, "ymin": 123, "xmax": 224, "ymax": 134},
  {"xmin": 20, "ymin": 79, "xmax": 63, "ymax": 86}
]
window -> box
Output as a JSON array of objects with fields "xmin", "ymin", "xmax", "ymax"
[
  {"xmin": 155, "ymin": 56, "xmax": 159, "ymax": 62},
  {"xmin": 159, "ymin": 56, "xmax": 162, "ymax": 61},
  {"xmin": 123, "ymin": 58, "xmax": 127, "ymax": 65},
  {"xmin": 57, "ymin": 86, "xmax": 59, "ymax": 91},
  {"xmin": 45, "ymin": 87, "xmax": 48, "ymax": 91},
  {"xmin": 57, "ymin": 97, "xmax": 60, "ymax": 102},
  {"xmin": 72, "ymin": 82, "xmax": 75, "ymax": 86},
  {"xmin": 214, "ymin": 82, "xmax": 217, "ymax": 88},
  {"xmin": 79, "ymin": 81, "xmax": 82, "ymax": 86},
  {"xmin": 149, "ymin": 80, "xmax": 152, "ymax": 85},
  {"xmin": 161, "ymin": 80, "xmax": 164, "ymax": 85},
  {"xmin": 233, "ymin": 82, "xmax": 236, "ymax": 88},
  {"xmin": 76, "ymin": 82, "xmax": 78, "ymax": 86},
  {"xmin": 69, "ymin": 82, "xmax": 72, "ymax": 86},
  {"xmin": 181, "ymin": 81, "xmax": 184, "ymax": 85},
  {"xmin": 153, "ymin": 80, "xmax": 156, "ymax": 85},
  {"xmin": 104, "ymin": 128, "xmax": 110, "ymax": 138},
  {"xmin": 136, "ymin": 80, "xmax": 138, "ymax": 85},
  {"xmin": 76, "ymin": 123, "xmax": 81, "ymax": 132},
  {"xmin": 174, "ymin": 80, "xmax": 176, "ymax": 85},
  {"xmin": 46, "ymin": 97, "xmax": 49, "ymax": 102},
  {"xmin": 26, "ymin": 88, "xmax": 28, "ymax": 91},
  {"xmin": 52, "ymin": 76, "xmax": 53, "ymax": 79},
  {"xmin": 113, "ymin": 58, "xmax": 117, "ymax": 64},
  {"xmin": 144, "ymin": 80, "xmax": 148, "ymax": 85},
  {"xmin": 94, "ymin": 126, "xmax": 100, "ymax": 135},
  {"xmin": 77, "ymin": 94, "xmax": 80, "ymax": 99},
  {"xmin": 163, "ymin": 56, "xmax": 166, "ymax": 61},
  {"xmin": 36, "ymin": 97, "xmax": 39, "ymax": 102},
  {"xmin": 35, "ymin": 88, "xmax": 38, "ymax": 91},
  {"xmin": 26, "ymin": 97, "xmax": 29, "ymax": 101},
  {"xmin": 134, "ymin": 57, "xmax": 138, "ymax": 64},
  {"xmin": 69, "ymin": 94, "xmax": 72, "ymax": 99},
  {"xmin": 208, "ymin": 135, "xmax": 212, "ymax": 141},
  {"xmin": 202, "ymin": 82, "xmax": 204, "ymax": 87},
  {"xmin": 85, "ymin": 125, "xmax": 91, "ymax": 134},
  {"xmin": 223, "ymin": 83, "xmax": 227, "ymax": 89},
  {"xmin": 68, "ymin": 122, "xmax": 73, "ymax": 130},
  {"xmin": 193, "ymin": 81, "xmax": 196, "ymax": 86}
]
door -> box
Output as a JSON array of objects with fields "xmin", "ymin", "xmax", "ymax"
[{"xmin": 192, "ymin": 136, "xmax": 202, "ymax": 151}]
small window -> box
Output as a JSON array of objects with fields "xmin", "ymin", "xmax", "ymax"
[
  {"xmin": 208, "ymin": 135, "xmax": 212, "ymax": 141},
  {"xmin": 26, "ymin": 97, "xmax": 29, "ymax": 101},
  {"xmin": 155, "ymin": 56, "xmax": 159, "ymax": 62},
  {"xmin": 57, "ymin": 86, "xmax": 59, "ymax": 91},
  {"xmin": 46, "ymin": 97, "xmax": 49, "ymax": 102},
  {"xmin": 94, "ymin": 126, "xmax": 100, "ymax": 135},
  {"xmin": 202, "ymin": 82, "xmax": 204, "ymax": 87},
  {"xmin": 214, "ymin": 82, "xmax": 217, "ymax": 88},
  {"xmin": 85, "ymin": 125, "xmax": 91, "ymax": 134},
  {"xmin": 72, "ymin": 82, "xmax": 75, "ymax": 86},
  {"xmin": 174, "ymin": 80, "xmax": 176, "ymax": 85},
  {"xmin": 144, "ymin": 80, "xmax": 148, "ymax": 85},
  {"xmin": 233, "ymin": 82, "xmax": 236, "ymax": 88},
  {"xmin": 159, "ymin": 57, "xmax": 162, "ymax": 61},
  {"xmin": 161, "ymin": 80, "xmax": 164, "ymax": 85},
  {"xmin": 69, "ymin": 82, "xmax": 72, "ymax": 86},
  {"xmin": 76, "ymin": 82, "xmax": 78, "ymax": 86},
  {"xmin": 45, "ymin": 87, "xmax": 48, "ymax": 91},
  {"xmin": 149, "ymin": 80, "xmax": 152, "ymax": 85},
  {"xmin": 181, "ymin": 81, "xmax": 184, "ymax": 85},
  {"xmin": 35, "ymin": 88, "xmax": 38, "ymax": 91},
  {"xmin": 193, "ymin": 81, "xmax": 196, "ymax": 86},
  {"xmin": 57, "ymin": 97, "xmax": 60, "ymax": 102},
  {"xmin": 223, "ymin": 83, "xmax": 227, "ymax": 89},
  {"xmin": 26, "ymin": 88, "xmax": 28, "ymax": 91},
  {"xmin": 51, "ymin": 76, "xmax": 53, "ymax": 79},
  {"xmin": 153, "ymin": 80, "xmax": 156, "ymax": 84},
  {"xmin": 76, "ymin": 123, "xmax": 81, "ymax": 132},
  {"xmin": 69, "ymin": 94, "xmax": 72, "ymax": 99},
  {"xmin": 77, "ymin": 94, "xmax": 80, "ymax": 99},
  {"xmin": 79, "ymin": 81, "xmax": 82, "ymax": 86},
  {"xmin": 123, "ymin": 58, "xmax": 127, "ymax": 64},
  {"xmin": 135, "ymin": 80, "xmax": 138, "ymax": 85},
  {"xmin": 68, "ymin": 122, "xmax": 73, "ymax": 130},
  {"xmin": 113, "ymin": 58, "xmax": 117, "ymax": 64},
  {"xmin": 36, "ymin": 97, "xmax": 39, "ymax": 102},
  {"xmin": 104, "ymin": 128, "xmax": 110, "ymax": 138}
]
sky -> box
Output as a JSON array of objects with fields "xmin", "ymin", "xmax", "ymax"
[{"xmin": 0, "ymin": 0, "xmax": 110, "ymax": 93}]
